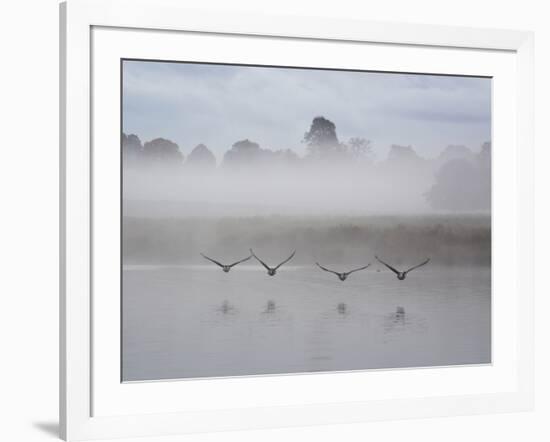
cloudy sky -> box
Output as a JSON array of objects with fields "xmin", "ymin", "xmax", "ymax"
[{"xmin": 122, "ymin": 60, "xmax": 491, "ymax": 161}]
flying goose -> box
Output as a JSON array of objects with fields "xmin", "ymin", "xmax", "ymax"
[
  {"xmin": 200, "ymin": 253, "xmax": 252, "ymax": 272},
  {"xmin": 250, "ymin": 249, "xmax": 295, "ymax": 276},
  {"xmin": 375, "ymin": 256, "xmax": 430, "ymax": 280},
  {"xmin": 316, "ymin": 262, "xmax": 371, "ymax": 281}
]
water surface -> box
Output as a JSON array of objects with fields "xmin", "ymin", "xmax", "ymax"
[{"xmin": 122, "ymin": 265, "xmax": 490, "ymax": 381}]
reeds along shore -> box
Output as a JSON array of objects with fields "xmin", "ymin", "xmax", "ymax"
[{"xmin": 122, "ymin": 214, "xmax": 491, "ymax": 266}]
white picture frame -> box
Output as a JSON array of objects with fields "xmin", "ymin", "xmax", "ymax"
[{"xmin": 60, "ymin": 0, "xmax": 534, "ymax": 440}]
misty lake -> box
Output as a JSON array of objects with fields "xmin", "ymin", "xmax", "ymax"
[{"xmin": 122, "ymin": 265, "xmax": 490, "ymax": 381}]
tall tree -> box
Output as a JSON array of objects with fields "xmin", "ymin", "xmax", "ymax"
[{"xmin": 303, "ymin": 116, "xmax": 342, "ymax": 158}]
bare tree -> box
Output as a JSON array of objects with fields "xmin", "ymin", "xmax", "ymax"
[{"xmin": 347, "ymin": 137, "xmax": 372, "ymax": 160}]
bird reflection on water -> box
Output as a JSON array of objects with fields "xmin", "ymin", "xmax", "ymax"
[
  {"xmin": 383, "ymin": 306, "xmax": 408, "ymax": 333},
  {"xmin": 219, "ymin": 300, "xmax": 234, "ymax": 314},
  {"xmin": 337, "ymin": 302, "xmax": 347, "ymax": 315},
  {"xmin": 263, "ymin": 300, "xmax": 276, "ymax": 314},
  {"xmin": 395, "ymin": 306, "xmax": 405, "ymax": 322}
]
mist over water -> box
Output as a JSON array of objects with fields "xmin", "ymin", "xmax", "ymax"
[{"xmin": 122, "ymin": 140, "xmax": 491, "ymax": 217}]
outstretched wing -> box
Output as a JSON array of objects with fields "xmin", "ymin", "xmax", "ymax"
[
  {"xmin": 201, "ymin": 253, "xmax": 224, "ymax": 268},
  {"xmin": 316, "ymin": 262, "xmax": 340, "ymax": 276},
  {"xmin": 228, "ymin": 255, "xmax": 252, "ymax": 268},
  {"xmin": 405, "ymin": 258, "xmax": 430, "ymax": 274},
  {"xmin": 275, "ymin": 250, "xmax": 296, "ymax": 270},
  {"xmin": 375, "ymin": 256, "xmax": 400, "ymax": 275},
  {"xmin": 250, "ymin": 249, "xmax": 272, "ymax": 271},
  {"xmin": 346, "ymin": 263, "xmax": 371, "ymax": 275}
]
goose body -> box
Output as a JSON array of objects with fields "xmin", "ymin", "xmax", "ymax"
[
  {"xmin": 250, "ymin": 249, "xmax": 295, "ymax": 276},
  {"xmin": 200, "ymin": 253, "xmax": 251, "ymax": 272},
  {"xmin": 375, "ymin": 256, "xmax": 430, "ymax": 280},
  {"xmin": 316, "ymin": 262, "xmax": 370, "ymax": 281}
]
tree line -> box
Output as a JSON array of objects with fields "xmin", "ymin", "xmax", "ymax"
[
  {"xmin": 123, "ymin": 116, "xmax": 374, "ymax": 169},
  {"xmin": 123, "ymin": 116, "xmax": 491, "ymax": 211}
]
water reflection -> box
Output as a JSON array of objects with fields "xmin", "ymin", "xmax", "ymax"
[
  {"xmin": 218, "ymin": 300, "xmax": 234, "ymax": 314},
  {"xmin": 382, "ymin": 306, "xmax": 429, "ymax": 339},
  {"xmin": 263, "ymin": 300, "xmax": 276, "ymax": 314},
  {"xmin": 384, "ymin": 306, "xmax": 407, "ymax": 332},
  {"xmin": 395, "ymin": 306, "xmax": 405, "ymax": 323},
  {"xmin": 337, "ymin": 302, "xmax": 347, "ymax": 315},
  {"xmin": 123, "ymin": 266, "xmax": 491, "ymax": 381}
]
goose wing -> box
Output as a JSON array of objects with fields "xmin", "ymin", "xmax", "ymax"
[
  {"xmin": 375, "ymin": 256, "xmax": 400, "ymax": 275},
  {"xmin": 316, "ymin": 262, "xmax": 340, "ymax": 276},
  {"xmin": 200, "ymin": 253, "xmax": 225, "ymax": 268},
  {"xmin": 274, "ymin": 250, "xmax": 296, "ymax": 270},
  {"xmin": 250, "ymin": 249, "xmax": 272, "ymax": 271},
  {"xmin": 346, "ymin": 263, "xmax": 371, "ymax": 275},
  {"xmin": 228, "ymin": 255, "xmax": 252, "ymax": 268},
  {"xmin": 405, "ymin": 258, "xmax": 430, "ymax": 274}
]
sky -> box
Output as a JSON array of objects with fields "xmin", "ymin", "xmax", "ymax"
[{"xmin": 122, "ymin": 60, "xmax": 491, "ymax": 161}]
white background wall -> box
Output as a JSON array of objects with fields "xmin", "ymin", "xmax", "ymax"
[{"xmin": 0, "ymin": 0, "xmax": 547, "ymax": 441}]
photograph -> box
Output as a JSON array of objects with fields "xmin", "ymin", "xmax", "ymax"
[{"xmin": 121, "ymin": 59, "xmax": 492, "ymax": 382}]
